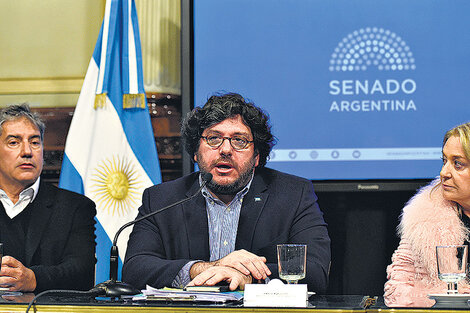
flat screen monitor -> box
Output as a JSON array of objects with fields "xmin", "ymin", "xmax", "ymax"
[{"xmin": 183, "ymin": 0, "xmax": 470, "ymax": 186}]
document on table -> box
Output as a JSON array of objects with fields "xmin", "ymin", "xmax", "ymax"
[{"xmin": 130, "ymin": 285, "xmax": 243, "ymax": 303}]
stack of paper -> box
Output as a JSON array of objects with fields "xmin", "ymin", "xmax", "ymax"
[{"xmin": 130, "ymin": 285, "xmax": 243, "ymax": 303}]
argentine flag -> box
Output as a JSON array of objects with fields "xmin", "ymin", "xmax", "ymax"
[{"xmin": 59, "ymin": 0, "xmax": 161, "ymax": 284}]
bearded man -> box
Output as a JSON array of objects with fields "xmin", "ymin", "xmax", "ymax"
[{"xmin": 123, "ymin": 93, "xmax": 330, "ymax": 292}]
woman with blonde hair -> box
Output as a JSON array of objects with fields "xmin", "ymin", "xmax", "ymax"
[{"xmin": 385, "ymin": 122, "xmax": 470, "ymax": 307}]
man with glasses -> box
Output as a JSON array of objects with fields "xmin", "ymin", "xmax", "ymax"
[{"xmin": 123, "ymin": 93, "xmax": 330, "ymax": 292}]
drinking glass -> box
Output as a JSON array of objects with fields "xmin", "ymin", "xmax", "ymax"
[
  {"xmin": 436, "ymin": 245, "xmax": 468, "ymax": 294},
  {"xmin": 277, "ymin": 244, "xmax": 307, "ymax": 284}
]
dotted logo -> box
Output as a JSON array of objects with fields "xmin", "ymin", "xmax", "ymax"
[
  {"xmin": 288, "ymin": 151, "xmax": 298, "ymax": 159},
  {"xmin": 329, "ymin": 27, "xmax": 415, "ymax": 72}
]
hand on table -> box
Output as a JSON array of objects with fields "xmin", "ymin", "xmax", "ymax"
[
  {"xmin": 187, "ymin": 265, "xmax": 252, "ymax": 291},
  {"xmin": 216, "ymin": 249, "xmax": 271, "ymax": 280},
  {"xmin": 0, "ymin": 256, "xmax": 36, "ymax": 292}
]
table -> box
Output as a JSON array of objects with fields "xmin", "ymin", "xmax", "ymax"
[{"xmin": 0, "ymin": 294, "xmax": 466, "ymax": 313}]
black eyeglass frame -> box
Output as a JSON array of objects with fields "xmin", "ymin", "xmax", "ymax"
[{"xmin": 200, "ymin": 135, "xmax": 254, "ymax": 150}]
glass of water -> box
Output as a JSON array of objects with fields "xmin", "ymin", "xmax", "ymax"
[
  {"xmin": 277, "ymin": 244, "xmax": 307, "ymax": 284},
  {"xmin": 436, "ymin": 245, "xmax": 468, "ymax": 294}
]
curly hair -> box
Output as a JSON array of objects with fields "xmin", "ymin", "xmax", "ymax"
[{"xmin": 182, "ymin": 92, "xmax": 276, "ymax": 167}]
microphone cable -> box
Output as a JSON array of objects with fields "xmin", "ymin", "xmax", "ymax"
[
  {"xmin": 25, "ymin": 288, "xmax": 102, "ymax": 313},
  {"xmin": 25, "ymin": 172, "xmax": 215, "ymax": 310}
]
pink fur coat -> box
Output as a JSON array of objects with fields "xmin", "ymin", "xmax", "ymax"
[{"xmin": 384, "ymin": 179, "xmax": 470, "ymax": 307}]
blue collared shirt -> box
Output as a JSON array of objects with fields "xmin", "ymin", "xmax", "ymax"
[{"xmin": 172, "ymin": 173, "xmax": 253, "ymax": 288}]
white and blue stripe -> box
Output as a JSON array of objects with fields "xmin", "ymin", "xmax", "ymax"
[{"xmin": 59, "ymin": 0, "xmax": 161, "ymax": 285}]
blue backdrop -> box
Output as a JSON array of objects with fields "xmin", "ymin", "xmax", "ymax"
[{"xmin": 194, "ymin": 0, "xmax": 470, "ymax": 180}]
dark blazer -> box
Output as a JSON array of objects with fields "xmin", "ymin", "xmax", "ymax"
[
  {"xmin": 123, "ymin": 167, "xmax": 331, "ymax": 292},
  {"xmin": 0, "ymin": 181, "xmax": 97, "ymax": 292}
]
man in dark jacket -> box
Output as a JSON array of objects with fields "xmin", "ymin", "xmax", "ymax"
[
  {"xmin": 123, "ymin": 93, "xmax": 330, "ymax": 292},
  {"xmin": 0, "ymin": 104, "xmax": 96, "ymax": 292}
]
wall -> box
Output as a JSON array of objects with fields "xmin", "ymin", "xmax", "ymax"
[
  {"xmin": 0, "ymin": 0, "xmax": 182, "ymax": 107},
  {"xmin": 0, "ymin": 0, "xmax": 104, "ymax": 107}
]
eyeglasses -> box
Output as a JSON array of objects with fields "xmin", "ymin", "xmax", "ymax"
[{"xmin": 201, "ymin": 135, "xmax": 254, "ymax": 150}]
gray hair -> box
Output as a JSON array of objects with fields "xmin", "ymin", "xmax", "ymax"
[{"xmin": 0, "ymin": 104, "xmax": 45, "ymax": 140}]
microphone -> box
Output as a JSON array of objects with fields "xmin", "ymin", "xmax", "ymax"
[{"xmin": 93, "ymin": 173, "xmax": 213, "ymax": 298}]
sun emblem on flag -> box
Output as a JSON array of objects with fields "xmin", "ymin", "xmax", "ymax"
[{"xmin": 91, "ymin": 156, "xmax": 142, "ymax": 216}]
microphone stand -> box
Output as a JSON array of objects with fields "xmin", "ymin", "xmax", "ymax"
[{"xmin": 93, "ymin": 173, "xmax": 213, "ymax": 298}]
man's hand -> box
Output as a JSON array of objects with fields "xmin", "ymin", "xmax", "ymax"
[
  {"xmin": 187, "ymin": 265, "xmax": 252, "ymax": 290},
  {"xmin": 217, "ymin": 249, "xmax": 271, "ymax": 280},
  {"xmin": 0, "ymin": 256, "xmax": 36, "ymax": 292}
]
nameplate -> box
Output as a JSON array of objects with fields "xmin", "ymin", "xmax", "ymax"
[{"xmin": 243, "ymin": 279, "xmax": 308, "ymax": 307}]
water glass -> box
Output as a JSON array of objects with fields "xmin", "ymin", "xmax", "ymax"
[
  {"xmin": 277, "ymin": 244, "xmax": 307, "ymax": 284},
  {"xmin": 436, "ymin": 245, "xmax": 468, "ymax": 294}
]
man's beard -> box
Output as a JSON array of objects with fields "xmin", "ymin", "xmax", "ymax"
[{"xmin": 199, "ymin": 155, "xmax": 257, "ymax": 195}]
